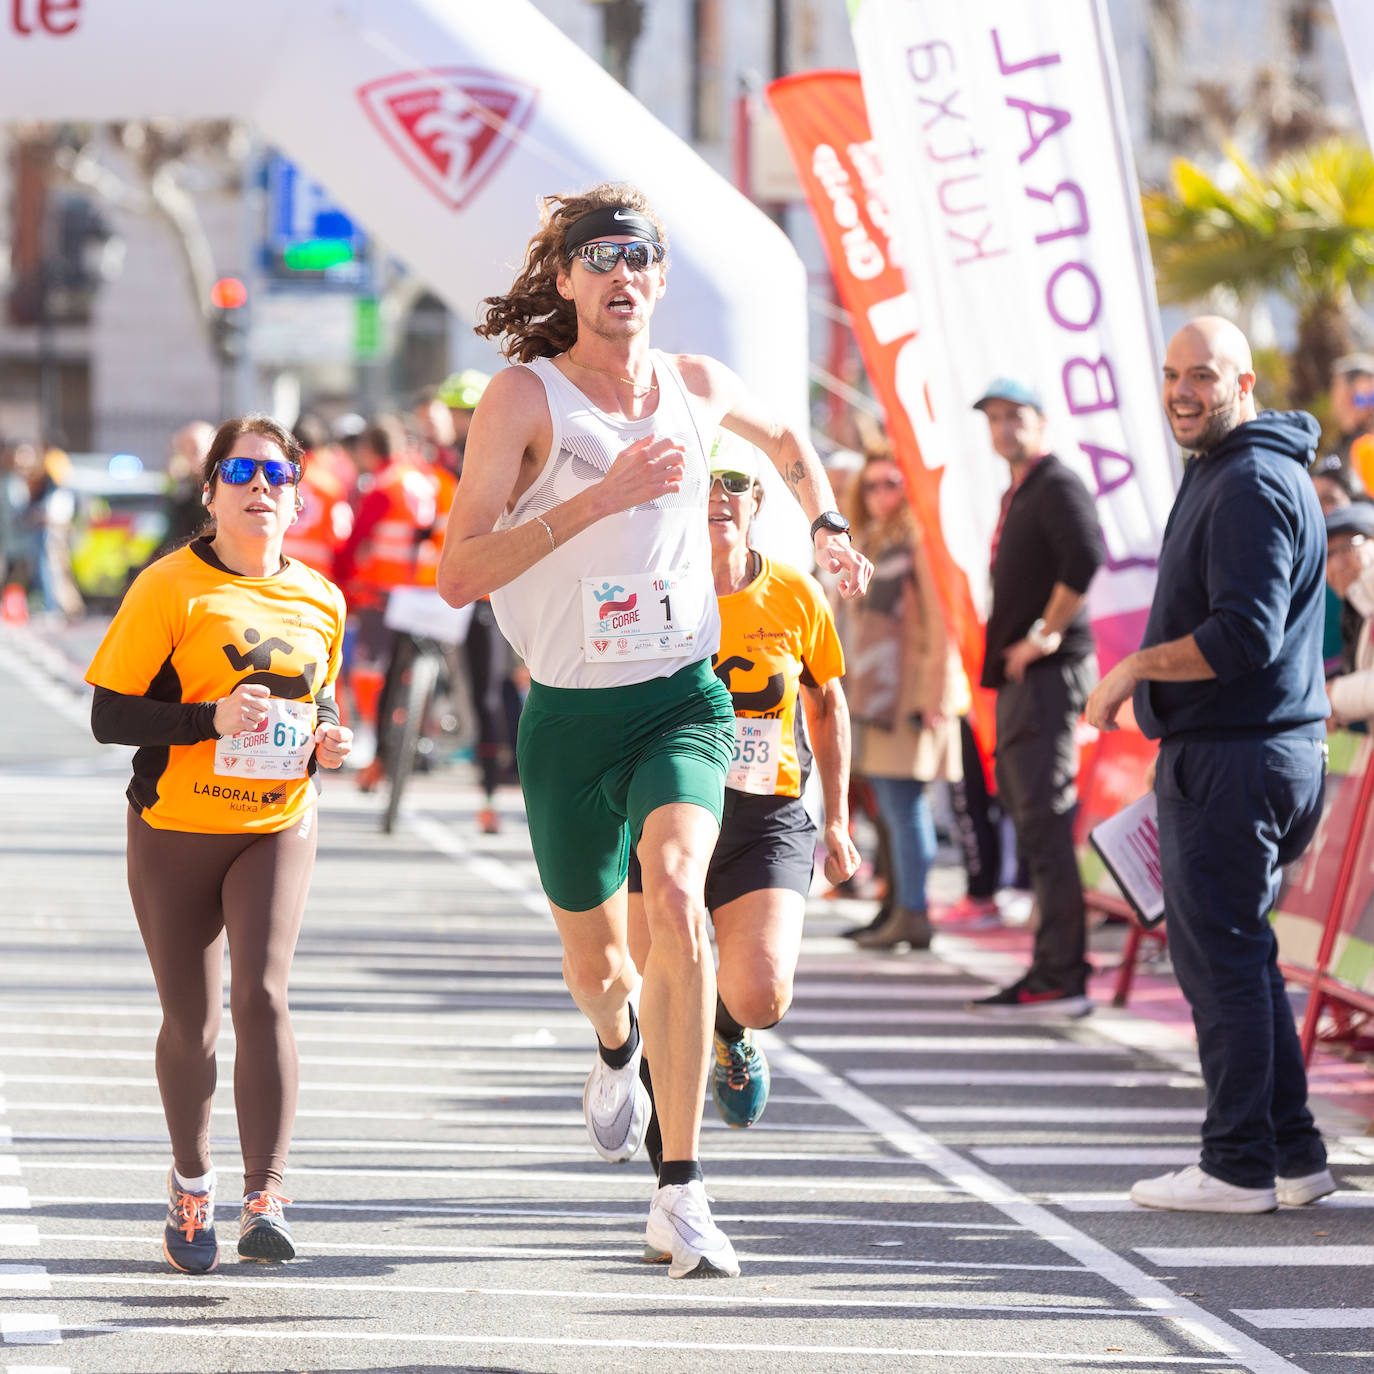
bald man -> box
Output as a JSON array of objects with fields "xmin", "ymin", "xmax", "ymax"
[{"xmin": 1086, "ymin": 316, "xmax": 1333, "ymax": 1213}]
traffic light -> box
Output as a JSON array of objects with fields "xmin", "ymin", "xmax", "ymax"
[{"xmin": 209, "ymin": 277, "xmax": 247, "ymax": 363}]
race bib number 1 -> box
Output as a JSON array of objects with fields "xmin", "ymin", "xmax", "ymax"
[
  {"xmin": 726, "ymin": 716, "xmax": 782, "ymax": 795},
  {"xmin": 582, "ymin": 570, "xmax": 699, "ymax": 663},
  {"xmin": 214, "ymin": 697, "xmax": 317, "ymax": 779}
]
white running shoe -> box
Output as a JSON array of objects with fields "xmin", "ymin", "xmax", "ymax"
[
  {"xmin": 1277, "ymin": 1167, "xmax": 1336, "ymax": 1206},
  {"xmin": 583, "ymin": 1044, "xmax": 651, "ymax": 1164},
  {"xmin": 1130, "ymin": 1164, "xmax": 1276, "ymax": 1213},
  {"xmin": 643, "ymin": 1179, "xmax": 740, "ymax": 1279}
]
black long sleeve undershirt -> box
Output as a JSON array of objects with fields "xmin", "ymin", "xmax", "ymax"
[
  {"xmin": 91, "ymin": 686, "xmax": 219, "ymax": 746},
  {"xmin": 90, "ymin": 686, "xmax": 340, "ymax": 745}
]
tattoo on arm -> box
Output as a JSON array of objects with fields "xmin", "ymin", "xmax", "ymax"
[{"xmin": 784, "ymin": 459, "xmax": 805, "ymax": 492}]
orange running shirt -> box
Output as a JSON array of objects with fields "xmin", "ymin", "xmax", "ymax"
[
  {"xmin": 86, "ymin": 541, "xmax": 346, "ymax": 834},
  {"xmin": 712, "ymin": 555, "xmax": 845, "ymax": 798}
]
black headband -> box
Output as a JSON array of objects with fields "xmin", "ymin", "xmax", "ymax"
[{"xmin": 563, "ymin": 205, "xmax": 661, "ymax": 256}]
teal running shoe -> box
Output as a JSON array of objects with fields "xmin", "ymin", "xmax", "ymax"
[{"xmin": 710, "ymin": 1030, "xmax": 770, "ymax": 1128}]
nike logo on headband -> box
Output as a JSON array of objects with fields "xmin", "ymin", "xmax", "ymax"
[{"xmin": 613, "ymin": 210, "xmax": 634, "ymax": 221}]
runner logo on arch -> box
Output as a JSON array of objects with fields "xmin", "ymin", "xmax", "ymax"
[{"xmin": 357, "ymin": 68, "xmax": 538, "ymax": 213}]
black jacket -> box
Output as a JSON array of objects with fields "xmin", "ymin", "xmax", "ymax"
[{"xmin": 981, "ymin": 453, "xmax": 1103, "ymax": 689}]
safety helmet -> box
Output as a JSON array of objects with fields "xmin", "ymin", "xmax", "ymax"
[{"xmin": 438, "ymin": 368, "xmax": 491, "ymax": 411}]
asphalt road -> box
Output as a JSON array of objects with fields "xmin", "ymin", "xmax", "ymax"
[{"xmin": 1, "ymin": 622, "xmax": 1372, "ymax": 1374}]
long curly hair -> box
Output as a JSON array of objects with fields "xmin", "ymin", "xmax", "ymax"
[
  {"xmin": 475, "ymin": 183, "xmax": 668, "ymax": 363},
  {"xmin": 842, "ymin": 441, "xmax": 918, "ymax": 553}
]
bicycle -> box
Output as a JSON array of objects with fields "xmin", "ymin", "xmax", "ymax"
[{"xmin": 377, "ymin": 586, "xmax": 473, "ymax": 833}]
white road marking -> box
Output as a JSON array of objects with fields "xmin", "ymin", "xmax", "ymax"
[
  {"xmin": 0, "ymin": 1269, "xmax": 48, "ymax": 1293},
  {"xmin": 24, "ymin": 1233, "xmax": 1079, "ymax": 1270},
  {"xmin": 1050, "ymin": 1192, "xmax": 1374, "ymax": 1213},
  {"xmin": 0, "ymin": 1314, "xmax": 59, "ymax": 1345},
  {"xmin": 1234, "ymin": 1309, "xmax": 1374, "ymax": 1329},
  {"xmin": 977, "ymin": 1146, "xmax": 1369, "ymax": 1167},
  {"xmin": 789, "ymin": 1033, "xmax": 1123, "ymax": 1053},
  {"xmin": 908, "ymin": 1107, "xmax": 1204, "ymax": 1124},
  {"xmin": 1, "ymin": 1163, "xmax": 957, "ymax": 1196},
  {"xmin": 765, "ymin": 1039, "xmax": 1310, "ymax": 1374},
  {"xmin": 1139, "ymin": 1247, "xmax": 1374, "ymax": 1268},
  {"xmin": 28, "ymin": 1270, "xmax": 1184, "ymax": 1315},
  {"xmin": 25, "ymin": 1198, "xmax": 1020, "ymax": 1231},
  {"xmin": 52, "ymin": 1326, "xmax": 1244, "ymax": 1363},
  {"xmin": 850, "ymin": 1069, "xmax": 1203, "ymax": 1087}
]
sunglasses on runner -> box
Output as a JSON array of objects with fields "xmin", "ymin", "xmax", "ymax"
[
  {"xmin": 710, "ymin": 472, "xmax": 753, "ymax": 495},
  {"xmin": 568, "ymin": 240, "xmax": 666, "ymax": 273},
  {"xmin": 215, "ymin": 457, "xmax": 302, "ymax": 487}
]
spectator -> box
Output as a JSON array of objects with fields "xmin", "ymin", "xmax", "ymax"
[
  {"xmin": 1323, "ymin": 502, "xmax": 1374, "ymax": 723},
  {"xmin": 1086, "ymin": 315, "xmax": 1332, "ymax": 1214},
  {"xmin": 156, "ymin": 421, "xmax": 215, "ymax": 558},
  {"xmin": 966, "ymin": 378, "xmax": 1103, "ymax": 1016},
  {"xmin": 1310, "ymin": 452, "xmax": 1361, "ymax": 515},
  {"xmin": 1331, "ymin": 353, "xmax": 1374, "ymax": 480},
  {"xmin": 284, "ymin": 414, "xmax": 354, "ymax": 579},
  {"xmin": 843, "ymin": 446, "xmax": 966, "ymax": 950},
  {"xmin": 25, "ymin": 445, "xmax": 84, "ymax": 621},
  {"xmin": 1308, "ymin": 456, "xmax": 1367, "ymax": 675}
]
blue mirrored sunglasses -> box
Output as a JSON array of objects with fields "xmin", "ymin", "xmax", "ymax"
[
  {"xmin": 568, "ymin": 240, "xmax": 665, "ymax": 273},
  {"xmin": 215, "ymin": 457, "xmax": 301, "ymax": 487}
]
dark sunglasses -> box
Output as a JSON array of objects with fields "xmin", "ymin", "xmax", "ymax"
[
  {"xmin": 862, "ymin": 477, "xmax": 903, "ymax": 493},
  {"xmin": 215, "ymin": 456, "xmax": 301, "ymax": 487},
  {"xmin": 568, "ymin": 240, "xmax": 665, "ymax": 273},
  {"xmin": 710, "ymin": 471, "xmax": 753, "ymax": 495}
]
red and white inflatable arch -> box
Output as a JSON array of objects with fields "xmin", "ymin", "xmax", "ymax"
[{"xmin": 3, "ymin": 0, "xmax": 808, "ymax": 418}]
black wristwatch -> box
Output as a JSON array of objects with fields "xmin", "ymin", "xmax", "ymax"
[{"xmin": 810, "ymin": 510, "xmax": 850, "ymax": 540}]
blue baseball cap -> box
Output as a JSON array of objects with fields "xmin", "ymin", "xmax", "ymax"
[{"xmin": 973, "ymin": 377, "xmax": 1044, "ymax": 413}]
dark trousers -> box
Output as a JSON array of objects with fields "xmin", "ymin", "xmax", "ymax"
[
  {"xmin": 994, "ymin": 655, "xmax": 1096, "ymax": 992},
  {"xmin": 952, "ymin": 715, "xmax": 1001, "ymax": 899},
  {"xmin": 1155, "ymin": 732, "xmax": 1328, "ymax": 1188}
]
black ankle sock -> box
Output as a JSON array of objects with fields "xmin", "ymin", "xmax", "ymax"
[
  {"xmin": 597, "ymin": 1005, "xmax": 639, "ymax": 1069},
  {"xmin": 639, "ymin": 1055, "xmax": 663, "ymax": 1178},
  {"xmin": 657, "ymin": 1159, "xmax": 703, "ymax": 1188},
  {"xmin": 714, "ymin": 998, "xmax": 747, "ymax": 1043}
]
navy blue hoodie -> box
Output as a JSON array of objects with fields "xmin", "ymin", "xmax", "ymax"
[{"xmin": 1133, "ymin": 410, "xmax": 1328, "ymax": 741}]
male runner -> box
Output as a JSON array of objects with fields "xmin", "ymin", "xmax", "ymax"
[{"xmin": 437, "ymin": 184, "xmax": 870, "ymax": 1278}]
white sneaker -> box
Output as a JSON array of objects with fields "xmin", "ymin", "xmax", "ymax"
[
  {"xmin": 583, "ymin": 1045, "xmax": 650, "ymax": 1164},
  {"xmin": 1277, "ymin": 1167, "xmax": 1336, "ymax": 1206},
  {"xmin": 643, "ymin": 1179, "xmax": 740, "ymax": 1279},
  {"xmin": 1130, "ymin": 1164, "xmax": 1276, "ymax": 1213}
]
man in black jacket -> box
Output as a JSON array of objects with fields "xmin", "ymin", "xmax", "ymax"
[
  {"xmin": 967, "ymin": 378, "xmax": 1103, "ymax": 1018},
  {"xmin": 1086, "ymin": 315, "xmax": 1333, "ymax": 1213}
]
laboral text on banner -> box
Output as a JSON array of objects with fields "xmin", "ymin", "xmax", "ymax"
[{"xmin": 845, "ymin": 0, "xmax": 1177, "ymax": 671}]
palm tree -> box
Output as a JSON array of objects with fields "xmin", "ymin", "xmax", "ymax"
[{"xmin": 1143, "ymin": 137, "xmax": 1374, "ymax": 405}]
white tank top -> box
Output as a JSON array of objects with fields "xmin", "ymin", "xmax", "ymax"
[{"xmin": 490, "ymin": 351, "xmax": 719, "ymax": 688}]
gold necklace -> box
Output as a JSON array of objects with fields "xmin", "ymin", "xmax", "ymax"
[{"xmin": 566, "ymin": 350, "xmax": 658, "ymax": 394}]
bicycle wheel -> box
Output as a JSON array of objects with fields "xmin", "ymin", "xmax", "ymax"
[{"xmin": 382, "ymin": 647, "xmax": 441, "ymax": 834}]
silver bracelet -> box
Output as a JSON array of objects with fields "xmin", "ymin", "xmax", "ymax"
[{"xmin": 533, "ymin": 515, "xmax": 557, "ymax": 552}]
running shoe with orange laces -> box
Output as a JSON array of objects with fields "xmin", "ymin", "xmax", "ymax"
[
  {"xmin": 237, "ymin": 1190, "xmax": 295, "ymax": 1261},
  {"xmin": 163, "ymin": 1169, "xmax": 217, "ymax": 1274}
]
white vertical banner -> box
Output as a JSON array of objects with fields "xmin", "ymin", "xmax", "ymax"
[
  {"xmin": 1333, "ymin": 0, "xmax": 1374, "ymax": 148},
  {"xmin": 848, "ymin": 0, "xmax": 1175, "ymax": 668}
]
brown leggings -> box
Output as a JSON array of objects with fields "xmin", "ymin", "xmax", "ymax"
[{"xmin": 126, "ymin": 807, "xmax": 317, "ymax": 1195}]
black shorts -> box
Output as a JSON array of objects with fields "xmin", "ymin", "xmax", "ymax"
[{"xmin": 629, "ymin": 790, "xmax": 816, "ymax": 909}]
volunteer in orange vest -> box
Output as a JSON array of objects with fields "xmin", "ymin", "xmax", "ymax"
[
  {"xmin": 333, "ymin": 417, "xmax": 440, "ymax": 762},
  {"xmin": 282, "ymin": 414, "xmax": 353, "ymax": 578}
]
